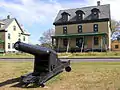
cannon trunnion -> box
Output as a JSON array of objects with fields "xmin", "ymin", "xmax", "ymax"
[{"xmin": 14, "ymin": 41, "xmax": 71, "ymax": 87}]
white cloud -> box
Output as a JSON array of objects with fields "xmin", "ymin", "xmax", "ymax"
[
  {"xmin": 0, "ymin": 0, "xmax": 120, "ymax": 26},
  {"xmin": 0, "ymin": 0, "xmax": 63, "ymax": 25}
]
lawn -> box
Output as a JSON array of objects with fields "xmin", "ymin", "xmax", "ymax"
[
  {"xmin": 0, "ymin": 53, "xmax": 34, "ymax": 58},
  {"xmin": 58, "ymin": 51, "xmax": 120, "ymax": 58},
  {"xmin": 1, "ymin": 51, "xmax": 120, "ymax": 58},
  {"xmin": 1, "ymin": 61, "xmax": 120, "ymax": 90}
]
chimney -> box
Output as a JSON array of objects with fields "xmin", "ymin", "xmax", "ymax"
[
  {"xmin": 7, "ymin": 15, "xmax": 10, "ymax": 19},
  {"xmin": 97, "ymin": 1, "xmax": 100, "ymax": 6}
]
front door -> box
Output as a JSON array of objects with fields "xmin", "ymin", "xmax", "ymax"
[{"xmin": 76, "ymin": 37, "xmax": 84, "ymax": 48}]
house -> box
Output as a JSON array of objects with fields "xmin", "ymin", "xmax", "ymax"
[
  {"xmin": 52, "ymin": 1, "xmax": 111, "ymax": 52},
  {"xmin": 111, "ymin": 26, "xmax": 120, "ymax": 51},
  {"xmin": 0, "ymin": 15, "xmax": 30, "ymax": 53},
  {"xmin": 111, "ymin": 40, "xmax": 120, "ymax": 51}
]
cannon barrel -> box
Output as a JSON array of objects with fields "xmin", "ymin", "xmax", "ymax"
[{"xmin": 14, "ymin": 41, "xmax": 56, "ymax": 55}]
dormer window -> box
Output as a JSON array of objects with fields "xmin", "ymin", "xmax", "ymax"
[
  {"xmin": 75, "ymin": 10, "xmax": 85, "ymax": 21},
  {"xmin": 77, "ymin": 13, "xmax": 82, "ymax": 20},
  {"xmin": 91, "ymin": 8, "xmax": 100, "ymax": 19},
  {"xmin": 62, "ymin": 15, "xmax": 67, "ymax": 21},
  {"xmin": 61, "ymin": 12, "xmax": 70, "ymax": 22}
]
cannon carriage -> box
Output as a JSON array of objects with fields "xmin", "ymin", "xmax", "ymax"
[{"xmin": 14, "ymin": 41, "xmax": 71, "ymax": 87}]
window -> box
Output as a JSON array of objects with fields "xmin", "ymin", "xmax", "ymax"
[
  {"xmin": 115, "ymin": 45, "xmax": 119, "ymax": 49},
  {"xmin": 93, "ymin": 24, "xmax": 98, "ymax": 32},
  {"xmin": 92, "ymin": 12, "xmax": 99, "ymax": 19},
  {"xmin": 18, "ymin": 38, "xmax": 21, "ymax": 41},
  {"xmin": 61, "ymin": 12, "xmax": 70, "ymax": 22},
  {"xmin": 91, "ymin": 8, "xmax": 100, "ymax": 19},
  {"xmin": 8, "ymin": 33, "xmax": 10, "ymax": 39},
  {"xmin": 76, "ymin": 38, "xmax": 83, "ymax": 48},
  {"xmin": 94, "ymin": 37, "xmax": 99, "ymax": 45},
  {"xmin": 78, "ymin": 25, "xmax": 82, "ymax": 33},
  {"xmin": 75, "ymin": 10, "xmax": 84, "ymax": 21},
  {"xmin": 63, "ymin": 38, "xmax": 68, "ymax": 47},
  {"xmin": 8, "ymin": 43, "xmax": 10, "ymax": 49},
  {"xmin": 78, "ymin": 14, "xmax": 81, "ymax": 16},
  {"xmin": 12, "ymin": 43, "xmax": 14, "ymax": 49},
  {"xmin": 77, "ymin": 13, "xmax": 83, "ymax": 20},
  {"xmin": 19, "ymin": 33, "xmax": 21, "ymax": 37},
  {"xmin": 13, "ymin": 26, "xmax": 16, "ymax": 31},
  {"xmin": 62, "ymin": 15, "xmax": 68, "ymax": 22},
  {"xmin": 63, "ymin": 26, "xmax": 67, "ymax": 34},
  {"xmin": 23, "ymin": 36, "xmax": 25, "ymax": 41}
]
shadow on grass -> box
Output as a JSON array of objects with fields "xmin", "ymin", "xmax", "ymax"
[
  {"xmin": 0, "ymin": 77, "xmax": 20, "ymax": 87},
  {"xmin": 0, "ymin": 77, "xmax": 41, "ymax": 88},
  {"xmin": 11, "ymin": 83, "xmax": 40, "ymax": 88}
]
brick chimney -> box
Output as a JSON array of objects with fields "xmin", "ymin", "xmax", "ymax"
[
  {"xmin": 97, "ymin": 1, "xmax": 100, "ymax": 6},
  {"xmin": 7, "ymin": 15, "xmax": 10, "ymax": 19}
]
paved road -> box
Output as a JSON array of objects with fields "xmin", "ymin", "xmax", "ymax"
[{"xmin": 0, "ymin": 58, "xmax": 120, "ymax": 62}]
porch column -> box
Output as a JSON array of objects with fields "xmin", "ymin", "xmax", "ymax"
[
  {"xmin": 66, "ymin": 38, "xmax": 70, "ymax": 52},
  {"xmin": 92, "ymin": 36, "xmax": 93, "ymax": 52},
  {"xmin": 81, "ymin": 36, "xmax": 84, "ymax": 53},
  {"xmin": 104, "ymin": 35, "xmax": 107, "ymax": 51},
  {"xmin": 58, "ymin": 38, "xmax": 60, "ymax": 51},
  {"xmin": 101, "ymin": 36, "xmax": 103, "ymax": 52}
]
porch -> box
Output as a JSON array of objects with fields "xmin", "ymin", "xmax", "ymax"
[
  {"xmin": 0, "ymin": 40, "xmax": 5, "ymax": 53},
  {"xmin": 51, "ymin": 32, "xmax": 108, "ymax": 52}
]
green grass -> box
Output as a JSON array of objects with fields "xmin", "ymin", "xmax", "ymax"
[
  {"xmin": 1, "ymin": 61, "xmax": 120, "ymax": 90},
  {"xmin": 0, "ymin": 53, "xmax": 34, "ymax": 58},
  {"xmin": 58, "ymin": 51, "xmax": 120, "ymax": 58},
  {"xmin": 1, "ymin": 51, "xmax": 120, "ymax": 58}
]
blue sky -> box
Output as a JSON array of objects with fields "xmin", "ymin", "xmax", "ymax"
[{"xmin": 0, "ymin": 0, "xmax": 119, "ymax": 44}]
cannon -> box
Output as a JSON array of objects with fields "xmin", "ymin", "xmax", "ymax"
[{"xmin": 14, "ymin": 41, "xmax": 71, "ymax": 87}]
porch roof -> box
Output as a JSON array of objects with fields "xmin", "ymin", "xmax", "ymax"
[{"xmin": 51, "ymin": 32, "xmax": 107, "ymax": 38}]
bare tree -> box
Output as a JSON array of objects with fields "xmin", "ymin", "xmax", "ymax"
[
  {"xmin": 111, "ymin": 20, "xmax": 120, "ymax": 32},
  {"xmin": 39, "ymin": 28, "xmax": 55, "ymax": 48},
  {"xmin": 111, "ymin": 20, "xmax": 120, "ymax": 40}
]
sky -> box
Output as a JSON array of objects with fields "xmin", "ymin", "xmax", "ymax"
[{"xmin": 0, "ymin": 0, "xmax": 120, "ymax": 44}]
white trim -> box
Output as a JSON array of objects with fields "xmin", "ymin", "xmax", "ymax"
[{"xmin": 66, "ymin": 38, "xmax": 70, "ymax": 52}]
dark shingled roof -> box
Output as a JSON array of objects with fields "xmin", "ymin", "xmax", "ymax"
[{"xmin": 54, "ymin": 4, "xmax": 110, "ymax": 23}]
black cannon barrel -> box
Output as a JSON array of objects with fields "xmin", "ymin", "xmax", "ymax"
[{"xmin": 14, "ymin": 41, "xmax": 56, "ymax": 55}]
